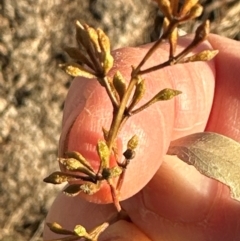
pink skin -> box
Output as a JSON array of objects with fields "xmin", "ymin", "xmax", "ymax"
[{"xmin": 44, "ymin": 34, "xmax": 240, "ymax": 241}]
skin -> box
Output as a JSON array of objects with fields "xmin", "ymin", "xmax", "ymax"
[{"xmin": 44, "ymin": 34, "xmax": 240, "ymax": 241}]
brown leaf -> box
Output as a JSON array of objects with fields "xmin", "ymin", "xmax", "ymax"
[
  {"xmin": 131, "ymin": 88, "xmax": 181, "ymax": 115},
  {"xmin": 154, "ymin": 88, "xmax": 182, "ymax": 101},
  {"xmin": 63, "ymin": 184, "xmax": 82, "ymax": 196},
  {"xmin": 46, "ymin": 222, "xmax": 75, "ymax": 235},
  {"xmin": 65, "ymin": 151, "xmax": 94, "ymax": 172},
  {"xmin": 193, "ymin": 20, "xmax": 210, "ymax": 43},
  {"xmin": 103, "ymin": 52, "xmax": 114, "ymax": 74},
  {"xmin": 80, "ymin": 182, "xmax": 100, "ymax": 195},
  {"xmin": 167, "ymin": 132, "xmax": 240, "ymax": 201},
  {"xmin": 87, "ymin": 27, "xmax": 101, "ymax": 53},
  {"xmin": 185, "ymin": 4, "xmax": 203, "ymax": 21},
  {"xmin": 102, "ymin": 167, "xmax": 123, "ymax": 179},
  {"xmin": 74, "ymin": 225, "xmax": 89, "ymax": 237},
  {"xmin": 113, "ymin": 71, "xmax": 126, "ymax": 100},
  {"xmin": 43, "ymin": 171, "xmax": 79, "ymax": 184},
  {"xmin": 97, "ymin": 28, "xmax": 111, "ymax": 54},
  {"xmin": 59, "ymin": 158, "xmax": 96, "ymax": 178},
  {"xmin": 64, "ymin": 47, "xmax": 94, "ymax": 69},
  {"xmin": 180, "ymin": 50, "xmax": 219, "ymax": 63},
  {"xmin": 180, "ymin": 0, "xmax": 199, "ymax": 17},
  {"xmin": 59, "ymin": 63, "xmax": 96, "ymax": 78},
  {"xmin": 97, "ymin": 140, "xmax": 110, "ymax": 169},
  {"xmin": 127, "ymin": 135, "xmax": 139, "ymax": 150},
  {"xmin": 75, "ymin": 21, "xmax": 91, "ymax": 50}
]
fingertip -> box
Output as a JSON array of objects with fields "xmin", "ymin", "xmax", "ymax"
[{"xmin": 206, "ymin": 34, "xmax": 240, "ymax": 141}]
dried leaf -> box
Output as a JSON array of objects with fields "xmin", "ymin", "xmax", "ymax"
[
  {"xmin": 102, "ymin": 167, "xmax": 123, "ymax": 179},
  {"xmin": 109, "ymin": 166, "xmax": 123, "ymax": 178},
  {"xmin": 75, "ymin": 21, "xmax": 91, "ymax": 50},
  {"xmin": 127, "ymin": 135, "xmax": 139, "ymax": 150},
  {"xmin": 59, "ymin": 63, "xmax": 96, "ymax": 78},
  {"xmin": 180, "ymin": 50, "xmax": 219, "ymax": 63},
  {"xmin": 97, "ymin": 28, "xmax": 111, "ymax": 54},
  {"xmin": 103, "ymin": 52, "xmax": 114, "ymax": 74},
  {"xmin": 113, "ymin": 71, "xmax": 126, "ymax": 100},
  {"xmin": 97, "ymin": 141, "xmax": 110, "ymax": 169},
  {"xmin": 80, "ymin": 182, "xmax": 100, "ymax": 195},
  {"xmin": 63, "ymin": 184, "xmax": 82, "ymax": 196},
  {"xmin": 43, "ymin": 171, "xmax": 79, "ymax": 184},
  {"xmin": 185, "ymin": 4, "xmax": 203, "ymax": 21},
  {"xmin": 131, "ymin": 88, "xmax": 181, "ymax": 115},
  {"xmin": 65, "ymin": 151, "xmax": 94, "ymax": 172},
  {"xmin": 64, "ymin": 47, "xmax": 94, "ymax": 69},
  {"xmin": 154, "ymin": 88, "xmax": 182, "ymax": 101},
  {"xmin": 194, "ymin": 20, "xmax": 210, "ymax": 43},
  {"xmin": 59, "ymin": 158, "xmax": 96, "ymax": 177},
  {"xmin": 87, "ymin": 27, "xmax": 101, "ymax": 53},
  {"xmin": 180, "ymin": 0, "xmax": 199, "ymax": 17},
  {"xmin": 46, "ymin": 222, "xmax": 75, "ymax": 235},
  {"xmin": 74, "ymin": 225, "xmax": 88, "ymax": 237},
  {"xmin": 167, "ymin": 132, "xmax": 240, "ymax": 201},
  {"xmin": 128, "ymin": 77, "xmax": 146, "ymax": 111}
]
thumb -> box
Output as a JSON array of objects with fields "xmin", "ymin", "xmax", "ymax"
[{"xmin": 58, "ymin": 35, "xmax": 215, "ymax": 203}]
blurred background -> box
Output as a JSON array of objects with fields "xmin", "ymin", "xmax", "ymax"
[{"xmin": 0, "ymin": 0, "xmax": 239, "ymax": 240}]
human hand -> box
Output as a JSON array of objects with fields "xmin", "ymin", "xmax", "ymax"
[{"xmin": 43, "ymin": 34, "xmax": 240, "ymax": 241}]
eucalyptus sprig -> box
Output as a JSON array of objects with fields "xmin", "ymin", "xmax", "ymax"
[{"xmin": 43, "ymin": 0, "xmax": 229, "ymax": 240}]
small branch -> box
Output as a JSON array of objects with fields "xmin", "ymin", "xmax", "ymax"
[
  {"xmin": 100, "ymin": 76, "xmax": 119, "ymax": 110},
  {"xmin": 130, "ymin": 100, "xmax": 155, "ymax": 116},
  {"xmin": 116, "ymin": 160, "xmax": 129, "ymax": 192},
  {"xmin": 108, "ymin": 180, "xmax": 121, "ymax": 212},
  {"xmin": 138, "ymin": 60, "xmax": 170, "ymax": 75},
  {"xmin": 106, "ymin": 78, "xmax": 139, "ymax": 150},
  {"xmin": 133, "ymin": 20, "xmax": 178, "ymax": 75},
  {"xmin": 173, "ymin": 41, "xmax": 201, "ymax": 63}
]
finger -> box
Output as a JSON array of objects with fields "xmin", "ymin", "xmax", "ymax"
[
  {"xmin": 206, "ymin": 34, "xmax": 240, "ymax": 141},
  {"xmin": 43, "ymin": 191, "xmax": 116, "ymax": 240},
  {"xmin": 123, "ymin": 35, "xmax": 240, "ymax": 241},
  {"xmin": 59, "ymin": 36, "xmax": 215, "ymax": 203},
  {"xmin": 43, "ymin": 191, "xmax": 151, "ymax": 241}
]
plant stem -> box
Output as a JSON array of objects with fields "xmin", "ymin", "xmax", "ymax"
[
  {"xmin": 133, "ymin": 20, "xmax": 178, "ymax": 75},
  {"xmin": 106, "ymin": 77, "xmax": 139, "ymax": 150},
  {"xmin": 101, "ymin": 76, "xmax": 119, "ymax": 110}
]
